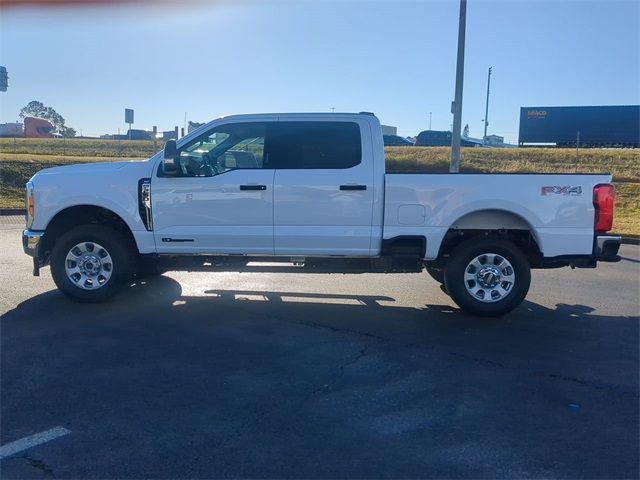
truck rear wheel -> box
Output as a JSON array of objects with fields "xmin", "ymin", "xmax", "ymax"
[
  {"xmin": 444, "ymin": 237, "xmax": 531, "ymax": 317},
  {"xmin": 50, "ymin": 224, "xmax": 135, "ymax": 302}
]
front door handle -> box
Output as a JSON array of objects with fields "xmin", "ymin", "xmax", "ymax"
[
  {"xmin": 240, "ymin": 185, "xmax": 267, "ymax": 191},
  {"xmin": 340, "ymin": 185, "xmax": 367, "ymax": 191}
]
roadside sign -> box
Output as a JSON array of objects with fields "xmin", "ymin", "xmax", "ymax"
[{"xmin": 125, "ymin": 108, "xmax": 134, "ymax": 124}]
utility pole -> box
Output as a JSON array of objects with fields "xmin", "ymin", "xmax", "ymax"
[
  {"xmin": 0, "ymin": 66, "xmax": 8, "ymax": 92},
  {"xmin": 483, "ymin": 66, "xmax": 492, "ymax": 142},
  {"xmin": 450, "ymin": 0, "xmax": 467, "ymax": 173},
  {"xmin": 429, "ymin": 112, "xmax": 432, "ymax": 130},
  {"xmin": 153, "ymin": 126, "xmax": 157, "ymax": 152}
]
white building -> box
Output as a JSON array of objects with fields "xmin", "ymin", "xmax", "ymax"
[{"xmin": 483, "ymin": 134, "xmax": 505, "ymax": 146}]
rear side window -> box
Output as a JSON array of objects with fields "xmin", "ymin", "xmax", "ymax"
[{"xmin": 267, "ymin": 121, "xmax": 361, "ymax": 169}]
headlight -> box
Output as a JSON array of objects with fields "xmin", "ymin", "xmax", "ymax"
[{"xmin": 25, "ymin": 181, "xmax": 34, "ymax": 228}]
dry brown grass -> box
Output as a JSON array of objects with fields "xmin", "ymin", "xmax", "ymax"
[
  {"xmin": 0, "ymin": 137, "xmax": 160, "ymax": 158},
  {"xmin": 385, "ymin": 146, "xmax": 640, "ymax": 182},
  {"xmin": 611, "ymin": 183, "xmax": 640, "ymax": 237}
]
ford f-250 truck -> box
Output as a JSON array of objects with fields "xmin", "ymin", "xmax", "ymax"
[{"xmin": 22, "ymin": 113, "xmax": 621, "ymax": 316}]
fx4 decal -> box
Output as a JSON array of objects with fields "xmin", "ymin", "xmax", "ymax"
[{"xmin": 541, "ymin": 186, "xmax": 583, "ymax": 196}]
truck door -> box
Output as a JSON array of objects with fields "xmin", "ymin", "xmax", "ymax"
[
  {"xmin": 270, "ymin": 119, "xmax": 375, "ymax": 256},
  {"xmin": 151, "ymin": 121, "xmax": 275, "ymax": 254}
]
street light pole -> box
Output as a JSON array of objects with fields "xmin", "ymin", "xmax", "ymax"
[
  {"xmin": 483, "ymin": 66, "xmax": 492, "ymax": 141},
  {"xmin": 429, "ymin": 112, "xmax": 432, "ymax": 130},
  {"xmin": 450, "ymin": 0, "xmax": 467, "ymax": 173}
]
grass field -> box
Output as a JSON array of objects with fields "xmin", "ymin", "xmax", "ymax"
[
  {"xmin": 0, "ymin": 137, "xmax": 161, "ymax": 157},
  {"xmin": 1, "ymin": 138, "xmax": 638, "ymax": 236}
]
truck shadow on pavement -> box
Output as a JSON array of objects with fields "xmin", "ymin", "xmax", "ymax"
[{"xmin": 4, "ymin": 273, "xmax": 638, "ymax": 353}]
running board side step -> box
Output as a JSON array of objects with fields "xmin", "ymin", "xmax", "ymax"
[{"xmin": 144, "ymin": 255, "xmax": 424, "ymax": 274}]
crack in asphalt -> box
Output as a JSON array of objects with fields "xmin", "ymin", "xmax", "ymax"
[
  {"xmin": 21, "ymin": 455, "xmax": 56, "ymax": 478},
  {"xmin": 222, "ymin": 298, "xmax": 637, "ymax": 398},
  {"xmin": 296, "ymin": 321, "xmax": 387, "ymax": 341},
  {"xmin": 543, "ymin": 372, "xmax": 637, "ymax": 396},
  {"xmin": 339, "ymin": 344, "xmax": 372, "ymax": 374},
  {"xmin": 449, "ymin": 351, "xmax": 506, "ymax": 368},
  {"xmin": 308, "ymin": 342, "xmax": 380, "ymax": 397},
  {"xmin": 298, "ymin": 320, "xmax": 638, "ymax": 398}
]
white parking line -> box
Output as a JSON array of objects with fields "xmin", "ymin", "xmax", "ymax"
[{"xmin": 0, "ymin": 427, "xmax": 71, "ymax": 460}]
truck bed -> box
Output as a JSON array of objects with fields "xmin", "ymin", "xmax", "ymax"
[{"xmin": 383, "ymin": 173, "xmax": 611, "ymax": 259}]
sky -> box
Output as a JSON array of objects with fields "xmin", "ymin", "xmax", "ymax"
[{"xmin": 0, "ymin": 0, "xmax": 638, "ymax": 143}]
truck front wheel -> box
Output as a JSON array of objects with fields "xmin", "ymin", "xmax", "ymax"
[
  {"xmin": 444, "ymin": 237, "xmax": 531, "ymax": 317},
  {"xmin": 50, "ymin": 224, "xmax": 136, "ymax": 302}
]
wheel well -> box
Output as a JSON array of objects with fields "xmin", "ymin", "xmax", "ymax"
[
  {"xmin": 437, "ymin": 229, "xmax": 543, "ymax": 267},
  {"xmin": 42, "ymin": 205, "xmax": 138, "ymax": 258},
  {"xmin": 451, "ymin": 209, "xmax": 532, "ymax": 231}
]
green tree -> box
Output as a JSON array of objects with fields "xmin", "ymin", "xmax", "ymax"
[
  {"xmin": 19, "ymin": 100, "xmax": 75, "ymax": 137},
  {"xmin": 59, "ymin": 126, "xmax": 77, "ymax": 138},
  {"xmin": 463, "ymin": 124, "xmax": 470, "ymax": 138},
  {"xmin": 19, "ymin": 101, "xmax": 48, "ymax": 120}
]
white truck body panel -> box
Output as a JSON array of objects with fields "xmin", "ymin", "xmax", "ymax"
[
  {"xmin": 272, "ymin": 116, "xmax": 378, "ymax": 256},
  {"xmin": 152, "ymin": 168, "xmax": 276, "ymax": 254},
  {"xmin": 29, "ymin": 160, "xmax": 158, "ymax": 254}
]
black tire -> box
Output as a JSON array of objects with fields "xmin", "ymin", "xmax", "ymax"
[
  {"xmin": 50, "ymin": 224, "xmax": 136, "ymax": 302},
  {"xmin": 425, "ymin": 265, "xmax": 445, "ymax": 284},
  {"xmin": 444, "ymin": 236, "xmax": 531, "ymax": 317}
]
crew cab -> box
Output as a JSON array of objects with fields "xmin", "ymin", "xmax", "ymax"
[{"xmin": 22, "ymin": 113, "xmax": 621, "ymax": 316}]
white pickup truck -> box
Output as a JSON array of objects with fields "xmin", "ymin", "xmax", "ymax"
[{"xmin": 22, "ymin": 112, "xmax": 621, "ymax": 316}]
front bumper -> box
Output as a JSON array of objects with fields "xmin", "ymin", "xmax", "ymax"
[
  {"xmin": 22, "ymin": 229, "xmax": 44, "ymax": 257},
  {"xmin": 22, "ymin": 229, "xmax": 45, "ymax": 276}
]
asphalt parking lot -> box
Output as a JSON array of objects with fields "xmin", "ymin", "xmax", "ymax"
[{"xmin": 1, "ymin": 216, "xmax": 639, "ymax": 479}]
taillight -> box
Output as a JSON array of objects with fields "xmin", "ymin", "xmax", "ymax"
[{"xmin": 593, "ymin": 184, "xmax": 615, "ymax": 232}]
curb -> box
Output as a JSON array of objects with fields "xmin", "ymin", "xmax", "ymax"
[{"xmin": 0, "ymin": 208, "xmax": 638, "ymax": 245}]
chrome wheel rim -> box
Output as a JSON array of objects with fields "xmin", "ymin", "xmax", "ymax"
[
  {"xmin": 64, "ymin": 242, "xmax": 113, "ymax": 290},
  {"xmin": 463, "ymin": 253, "xmax": 515, "ymax": 303}
]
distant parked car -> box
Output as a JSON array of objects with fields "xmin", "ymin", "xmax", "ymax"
[
  {"xmin": 127, "ymin": 129, "xmax": 153, "ymax": 140},
  {"xmin": 383, "ymin": 135, "xmax": 413, "ymax": 146},
  {"xmin": 415, "ymin": 130, "xmax": 482, "ymax": 147}
]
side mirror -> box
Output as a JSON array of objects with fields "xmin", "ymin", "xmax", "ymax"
[{"xmin": 163, "ymin": 139, "xmax": 178, "ymax": 174}]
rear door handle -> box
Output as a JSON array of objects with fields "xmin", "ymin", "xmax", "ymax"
[
  {"xmin": 240, "ymin": 185, "xmax": 267, "ymax": 191},
  {"xmin": 340, "ymin": 185, "xmax": 367, "ymax": 191}
]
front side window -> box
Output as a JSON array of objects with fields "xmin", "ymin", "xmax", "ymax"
[
  {"xmin": 175, "ymin": 122, "xmax": 266, "ymax": 177},
  {"xmin": 267, "ymin": 121, "xmax": 362, "ymax": 169}
]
